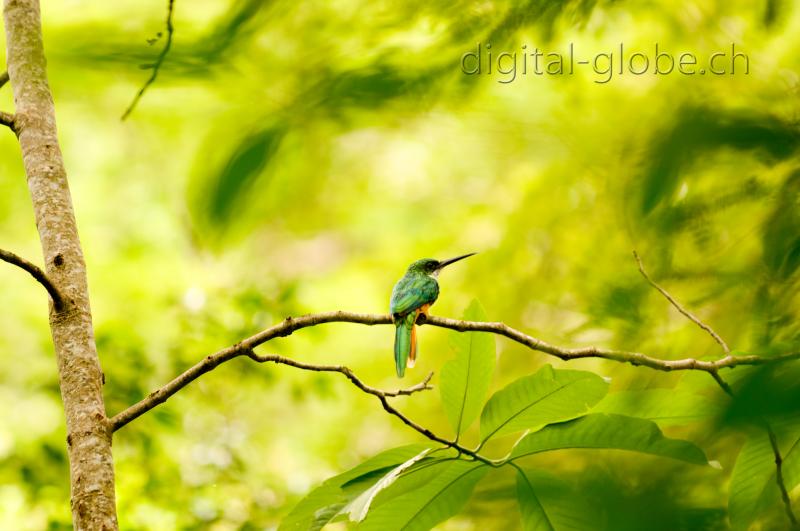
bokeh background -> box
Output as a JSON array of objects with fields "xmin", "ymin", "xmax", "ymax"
[{"xmin": 1, "ymin": 0, "xmax": 799, "ymax": 529}]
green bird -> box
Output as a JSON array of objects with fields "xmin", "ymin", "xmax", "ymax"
[{"xmin": 390, "ymin": 253, "xmax": 476, "ymax": 377}]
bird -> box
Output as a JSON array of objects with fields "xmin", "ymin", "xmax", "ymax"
[{"xmin": 390, "ymin": 253, "xmax": 476, "ymax": 377}]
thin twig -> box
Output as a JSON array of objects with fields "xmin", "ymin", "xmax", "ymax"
[
  {"xmin": 243, "ymin": 351, "xmax": 498, "ymax": 465},
  {"xmin": 0, "ymin": 111, "xmax": 16, "ymax": 133},
  {"xmin": 709, "ymin": 371, "xmax": 734, "ymax": 398},
  {"xmin": 110, "ymin": 341, "xmax": 497, "ymax": 463},
  {"xmin": 121, "ymin": 0, "xmax": 175, "ymax": 120},
  {"xmin": 634, "ymin": 250, "xmax": 730, "ymax": 353},
  {"xmin": 0, "ymin": 248, "xmax": 64, "ymax": 311}
]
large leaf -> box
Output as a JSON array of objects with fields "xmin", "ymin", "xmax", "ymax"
[
  {"xmin": 516, "ymin": 467, "xmax": 597, "ymax": 531},
  {"xmin": 279, "ymin": 444, "xmax": 431, "ymax": 531},
  {"xmin": 729, "ymin": 432, "xmax": 800, "ymax": 530},
  {"xmin": 440, "ymin": 299, "xmax": 496, "ymax": 436},
  {"xmin": 343, "ymin": 448, "xmax": 433, "ymax": 523},
  {"xmin": 728, "ymin": 432, "xmax": 774, "ymax": 530},
  {"xmin": 510, "ymin": 413, "xmax": 708, "ymax": 465},
  {"xmin": 480, "ymin": 366, "xmax": 608, "ymax": 444},
  {"xmin": 357, "ymin": 460, "xmax": 488, "ymax": 531},
  {"xmin": 593, "ymin": 389, "xmax": 723, "ymax": 425}
]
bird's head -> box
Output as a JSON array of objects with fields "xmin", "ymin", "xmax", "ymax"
[{"xmin": 407, "ymin": 253, "xmax": 476, "ymax": 278}]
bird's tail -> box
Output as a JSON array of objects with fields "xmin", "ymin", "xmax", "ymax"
[{"xmin": 394, "ymin": 312, "xmax": 417, "ymax": 378}]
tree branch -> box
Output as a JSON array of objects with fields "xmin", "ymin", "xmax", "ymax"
[
  {"xmin": 121, "ymin": 0, "xmax": 175, "ymax": 120},
  {"xmin": 111, "ymin": 310, "xmax": 800, "ymax": 432},
  {"xmin": 634, "ymin": 250, "xmax": 730, "ymax": 353},
  {"xmin": 0, "ymin": 109, "xmax": 15, "ymax": 132},
  {"xmin": 4, "ymin": 0, "xmax": 118, "ymax": 527},
  {"xmin": 110, "ymin": 335, "xmax": 501, "ymax": 465},
  {"xmin": 635, "ymin": 251, "xmax": 796, "ymax": 528},
  {"xmin": 243, "ymin": 351, "xmax": 498, "ymax": 466},
  {"xmin": 419, "ymin": 314, "xmax": 799, "ymax": 370},
  {"xmin": 0, "ymin": 247, "xmax": 64, "ymax": 311}
]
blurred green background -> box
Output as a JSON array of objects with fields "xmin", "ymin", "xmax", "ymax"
[{"xmin": 1, "ymin": 0, "xmax": 799, "ymax": 529}]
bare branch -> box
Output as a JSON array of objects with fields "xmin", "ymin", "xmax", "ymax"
[
  {"xmin": 243, "ymin": 352, "xmax": 497, "ymax": 465},
  {"xmin": 110, "ymin": 310, "xmax": 800, "ymax": 432},
  {"xmin": 708, "ymin": 371, "xmax": 734, "ymax": 398},
  {"xmin": 0, "ymin": 247, "xmax": 64, "ymax": 311},
  {"xmin": 110, "ymin": 337, "xmax": 499, "ymax": 464},
  {"xmin": 0, "ymin": 70, "xmax": 9, "ymax": 88},
  {"xmin": 0, "ymin": 110, "xmax": 16, "ymax": 132},
  {"xmin": 634, "ymin": 250, "xmax": 730, "ymax": 353},
  {"xmin": 420, "ymin": 314, "xmax": 799, "ymax": 370},
  {"xmin": 121, "ymin": 0, "xmax": 175, "ymax": 120}
]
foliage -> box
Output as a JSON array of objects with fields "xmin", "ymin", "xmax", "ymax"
[{"xmin": 283, "ymin": 321, "xmax": 714, "ymax": 529}]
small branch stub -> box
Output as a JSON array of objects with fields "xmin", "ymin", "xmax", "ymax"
[
  {"xmin": 0, "ymin": 110, "xmax": 16, "ymax": 132},
  {"xmin": 0, "ymin": 247, "xmax": 64, "ymax": 310}
]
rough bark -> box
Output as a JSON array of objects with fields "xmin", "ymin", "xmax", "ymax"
[{"xmin": 3, "ymin": 1, "xmax": 118, "ymax": 529}]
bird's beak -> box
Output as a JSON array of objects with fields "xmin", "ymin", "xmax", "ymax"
[{"xmin": 436, "ymin": 252, "xmax": 477, "ymax": 270}]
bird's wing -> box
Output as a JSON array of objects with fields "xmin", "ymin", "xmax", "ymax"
[{"xmin": 390, "ymin": 275, "xmax": 439, "ymax": 316}]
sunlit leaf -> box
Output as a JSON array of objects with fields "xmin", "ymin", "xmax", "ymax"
[
  {"xmin": 343, "ymin": 448, "xmax": 432, "ymax": 523},
  {"xmin": 729, "ymin": 432, "xmax": 800, "ymax": 530},
  {"xmin": 440, "ymin": 299, "xmax": 496, "ymax": 436},
  {"xmin": 356, "ymin": 460, "xmax": 487, "ymax": 531},
  {"xmin": 480, "ymin": 366, "xmax": 608, "ymax": 443},
  {"xmin": 510, "ymin": 414, "xmax": 708, "ymax": 464},
  {"xmin": 279, "ymin": 444, "xmax": 431, "ymax": 531},
  {"xmin": 728, "ymin": 432, "xmax": 775, "ymax": 530}
]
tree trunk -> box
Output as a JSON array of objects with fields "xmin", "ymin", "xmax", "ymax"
[{"xmin": 3, "ymin": 0, "xmax": 119, "ymax": 528}]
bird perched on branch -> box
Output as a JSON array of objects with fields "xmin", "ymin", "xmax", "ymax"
[{"xmin": 390, "ymin": 253, "xmax": 476, "ymax": 377}]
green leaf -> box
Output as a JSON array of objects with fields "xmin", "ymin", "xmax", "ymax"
[
  {"xmin": 480, "ymin": 365, "xmax": 608, "ymax": 444},
  {"xmin": 279, "ymin": 444, "xmax": 431, "ymax": 531},
  {"xmin": 343, "ymin": 448, "xmax": 433, "ymax": 523},
  {"xmin": 728, "ymin": 432, "xmax": 775, "ymax": 530},
  {"xmin": 510, "ymin": 413, "xmax": 708, "ymax": 465},
  {"xmin": 729, "ymin": 432, "xmax": 800, "ymax": 530},
  {"xmin": 516, "ymin": 468, "xmax": 597, "ymax": 531},
  {"xmin": 593, "ymin": 389, "xmax": 723, "ymax": 425},
  {"xmin": 440, "ymin": 299, "xmax": 496, "ymax": 436},
  {"xmin": 203, "ymin": 124, "xmax": 286, "ymax": 226},
  {"xmin": 357, "ymin": 460, "xmax": 488, "ymax": 531}
]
